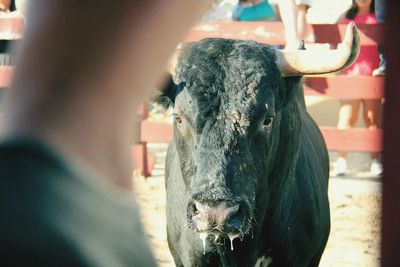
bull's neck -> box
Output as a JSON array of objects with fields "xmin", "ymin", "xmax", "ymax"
[{"xmin": 268, "ymin": 100, "xmax": 301, "ymax": 207}]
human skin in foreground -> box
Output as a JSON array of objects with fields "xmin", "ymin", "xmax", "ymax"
[
  {"xmin": 2, "ymin": 0, "xmax": 212, "ymax": 187},
  {"xmin": 0, "ymin": 0, "xmax": 212, "ymax": 266}
]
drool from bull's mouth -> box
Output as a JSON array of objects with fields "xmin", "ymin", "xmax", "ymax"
[
  {"xmin": 199, "ymin": 233, "xmax": 207, "ymax": 254},
  {"xmin": 198, "ymin": 232, "xmax": 240, "ymax": 254},
  {"xmin": 228, "ymin": 233, "xmax": 240, "ymax": 251}
]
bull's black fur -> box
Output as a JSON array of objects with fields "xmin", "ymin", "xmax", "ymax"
[{"xmin": 157, "ymin": 38, "xmax": 330, "ymax": 267}]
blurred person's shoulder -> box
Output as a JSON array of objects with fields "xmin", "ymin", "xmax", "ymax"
[{"xmin": 0, "ymin": 138, "xmax": 157, "ymax": 267}]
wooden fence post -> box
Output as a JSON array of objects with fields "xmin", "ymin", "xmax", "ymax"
[{"xmin": 382, "ymin": 0, "xmax": 400, "ymax": 265}]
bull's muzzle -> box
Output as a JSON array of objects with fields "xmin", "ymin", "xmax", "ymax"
[{"xmin": 188, "ymin": 200, "xmax": 244, "ymax": 235}]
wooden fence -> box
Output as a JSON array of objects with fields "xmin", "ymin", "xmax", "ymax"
[
  {"xmin": 0, "ymin": 18, "xmax": 384, "ymax": 177},
  {"xmin": 134, "ymin": 21, "xmax": 385, "ymax": 176}
]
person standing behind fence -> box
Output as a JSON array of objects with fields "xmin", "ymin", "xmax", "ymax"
[{"xmin": 331, "ymin": 0, "xmax": 382, "ymax": 177}]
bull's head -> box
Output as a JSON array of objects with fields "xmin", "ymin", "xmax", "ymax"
[{"xmin": 158, "ymin": 23, "xmax": 358, "ymax": 249}]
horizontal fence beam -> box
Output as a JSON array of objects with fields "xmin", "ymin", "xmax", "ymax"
[
  {"xmin": 303, "ymin": 76, "xmax": 385, "ymax": 99},
  {"xmin": 0, "ymin": 69, "xmax": 385, "ymax": 99},
  {"xmin": 320, "ymin": 126, "xmax": 383, "ymax": 152},
  {"xmin": 312, "ymin": 23, "xmax": 385, "ymax": 46},
  {"xmin": 140, "ymin": 121, "xmax": 383, "ymax": 153},
  {"xmin": 140, "ymin": 120, "xmax": 173, "ymax": 143},
  {"xmin": 185, "ymin": 22, "xmax": 384, "ymax": 46},
  {"xmin": 185, "ymin": 21, "xmax": 286, "ymax": 45},
  {"xmin": 0, "ymin": 19, "xmax": 384, "ymax": 46}
]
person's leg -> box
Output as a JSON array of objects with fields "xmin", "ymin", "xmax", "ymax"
[
  {"xmin": 363, "ymin": 99, "xmax": 383, "ymax": 174},
  {"xmin": 370, "ymin": 0, "xmax": 385, "ymax": 173},
  {"xmin": 375, "ymin": 0, "xmax": 386, "ymax": 23},
  {"xmin": 338, "ymin": 99, "xmax": 361, "ymax": 129},
  {"xmin": 362, "ymin": 99, "xmax": 381, "ymax": 129},
  {"xmin": 331, "ymin": 99, "xmax": 361, "ymax": 176}
]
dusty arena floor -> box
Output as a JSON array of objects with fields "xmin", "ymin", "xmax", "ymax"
[{"xmin": 133, "ymin": 145, "xmax": 382, "ymax": 267}]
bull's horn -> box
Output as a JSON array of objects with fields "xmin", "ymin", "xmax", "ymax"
[{"xmin": 275, "ymin": 22, "xmax": 360, "ymax": 76}]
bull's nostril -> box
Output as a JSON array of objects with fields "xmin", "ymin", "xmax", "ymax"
[
  {"xmin": 190, "ymin": 201, "xmax": 206, "ymax": 217},
  {"xmin": 193, "ymin": 205, "xmax": 200, "ymax": 216},
  {"xmin": 193, "ymin": 211, "xmax": 200, "ymax": 216},
  {"xmin": 225, "ymin": 204, "xmax": 240, "ymax": 216},
  {"xmin": 188, "ymin": 202, "xmax": 197, "ymax": 218},
  {"xmin": 193, "ymin": 201, "xmax": 208, "ymax": 216},
  {"xmin": 226, "ymin": 204, "xmax": 245, "ymax": 230},
  {"xmin": 188, "ymin": 201, "xmax": 211, "ymax": 232}
]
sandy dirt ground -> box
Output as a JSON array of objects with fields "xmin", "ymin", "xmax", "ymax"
[{"xmin": 133, "ymin": 146, "xmax": 382, "ymax": 267}]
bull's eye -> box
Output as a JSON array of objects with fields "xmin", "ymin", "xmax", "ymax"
[
  {"xmin": 172, "ymin": 113, "xmax": 183, "ymax": 124},
  {"xmin": 263, "ymin": 117, "xmax": 274, "ymax": 127}
]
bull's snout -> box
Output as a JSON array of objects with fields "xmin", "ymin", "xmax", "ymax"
[{"xmin": 188, "ymin": 201, "xmax": 244, "ymax": 234}]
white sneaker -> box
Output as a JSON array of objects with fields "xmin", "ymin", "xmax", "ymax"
[
  {"xmin": 330, "ymin": 158, "xmax": 347, "ymax": 177},
  {"xmin": 370, "ymin": 159, "xmax": 383, "ymax": 176}
]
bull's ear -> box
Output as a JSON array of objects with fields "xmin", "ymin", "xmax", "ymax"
[
  {"xmin": 154, "ymin": 44, "xmax": 190, "ymax": 108},
  {"xmin": 154, "ymin": 75, "xmax": 178, "ymax": 109},
  {"xmin": 281, "ymin": 76, "xmax": 303, "ymax": 107}
]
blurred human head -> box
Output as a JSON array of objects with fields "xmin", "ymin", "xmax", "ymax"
[
  {"xmin": 347, "ymin": 0, "xmax": 374, "ymax": 19},
  {"xmin": 352, "ymin": 0, "xmax": 375, "ymax": 11},
  {"xmin": 0, "ymin": 0, "xmax": 11, "ymax": 12},
  {"xmin": 354, "ymin": 0, "xmax": 374, "ymax": 9}
]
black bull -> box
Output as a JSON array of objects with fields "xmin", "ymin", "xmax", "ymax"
[{"xmin": 157, "ymin": 38, "xmax": 333, "ymax": 267}]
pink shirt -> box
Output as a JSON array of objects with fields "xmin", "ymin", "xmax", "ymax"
[{"xmin": 344, "ymin": 13, "xmax": 379, "ymax": 76}]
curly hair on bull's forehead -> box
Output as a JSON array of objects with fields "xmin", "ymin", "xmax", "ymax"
[
  {"xmin": 175, "ymin": 38, "xmax": 282, "ymax": 96},
  {"xmin": 173, "ymin": 38, "xmax": 285, "ymax": 131}
]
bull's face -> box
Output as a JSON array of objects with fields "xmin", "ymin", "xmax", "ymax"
[{"xmin": 159, "ymin": 39, "xmax": 291, "ymax": 243}]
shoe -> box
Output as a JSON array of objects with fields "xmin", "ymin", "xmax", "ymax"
[
  {"xmin": 372, "ymin": 66, "xmax": 386, "ymax": 76},
  {"xmin": 370, "ymin": 159, "xmax": 383, "ymax": 176},
  {"xmin": 330, "ymin": 158, "xmax": 347, "ymax": 177}
]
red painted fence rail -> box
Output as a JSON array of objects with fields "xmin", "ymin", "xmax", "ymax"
[{"xmin": 186, "ymin": 21, "xmax": 384, "ymax": 46}]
